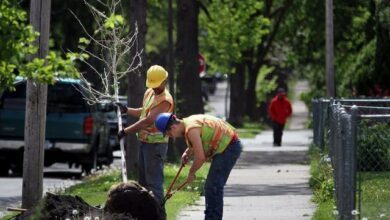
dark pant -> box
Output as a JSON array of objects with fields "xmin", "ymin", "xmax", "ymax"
[
  {"xmin": 204, "ymin": 139, "xmax": 242, "ymax": 220},
  {"xmin": 138, "ymin": 142, "xmax": 168, "ymax": 219},
  {"xmin": 272, "ymin": 121, "xmax": 285, "ymax": 146}
]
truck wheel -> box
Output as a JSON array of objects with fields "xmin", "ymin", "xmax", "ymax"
[
  {"xmin": 82, "ymin": 147, "xmax": 97, "ymax": 175},
  {"xmin": 0, "ymin": 162, "xmax": 9, "ymax": 176},
  {"xmin": 105, "ymin": 141, "xmax": 114, "ymax": 166}
]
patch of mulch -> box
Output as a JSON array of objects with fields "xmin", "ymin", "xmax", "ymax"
[{"xmin": 16, "ymin": 181, "xmax": 162, "ymax": 220}]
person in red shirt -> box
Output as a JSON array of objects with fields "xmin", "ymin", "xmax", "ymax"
[{"xmin": 268, "ymin": 88, "xmax": 292, "ymax": 147}]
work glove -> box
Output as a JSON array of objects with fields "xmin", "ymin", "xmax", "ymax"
[
  {"xmin": 117, "ymin": 129, "xmax": 126, "ymax": 140},
  {"xmin": 115, "ymin": 102, "xmax": 128, "ymax": 114},
  {"xmin": 181, "ymin": 152, "xmax": 190, "ymax": 165}
]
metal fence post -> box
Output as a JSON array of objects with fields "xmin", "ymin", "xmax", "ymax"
[
  {"xmin": 334, "ymin": 105, "xmax": 344, "ymax": 218},
  {"xmin": 312, "ymin": 99, "xmax": 319, "ymax": 147},
  {"xmin": 319, "ymin": 98, "xmax": 325, "ymax": 150},
  {"xmin": 350, "ymin": 105, "xmax": 358, "ymax": 218},
  {"xmin": 340, "ymin": 108, "xmax": 354, "ymax": 220},
  {"xmin": 321, "ymin": 99, "xmax": 330, "ymax": 150}
]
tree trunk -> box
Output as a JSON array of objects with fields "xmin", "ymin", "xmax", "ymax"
[
  {"xmin": 127, "ymin": 0, "xmax": 147, "ymax": 178},
  {"xmin": 245, "ymin": 67, "xmax": 261, "ymax": 120},
  {"xmin": 243, "ymin": 0, "xmax": 293, "ymax": 120},
  {"xmin": 166, "ymin": 0, "xmax": 177, "ymax": 162},
  {"xmin": 176, "ymin": 0, "xmax": 203, "ymax": 117},
  {"xmin": 228, "ymin": 63, "xmax": 246, "ymax": 127},
  {"xmin": 374, "ymin": 0, "xmax": 390, "ymax": 88},
  {"xmin": 22, "ymin": 0, "xmax": 51, "ymax": 209}
]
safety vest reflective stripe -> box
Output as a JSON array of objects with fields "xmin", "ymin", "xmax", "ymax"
[
  {"xmin": 210, "ymin": 127, "xmax": 222, "ymax": 148},
  {"xmin": 184, "ymin": 115, "xmax": 236, "ymax": 158},
  {"xmin": 138, "ymin": 88, "xmax": 173, "ymax": 143}
]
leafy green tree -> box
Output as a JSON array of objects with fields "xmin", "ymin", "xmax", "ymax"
[
  {"xmin": 199, "ymin": 0, "xmax": 269, "ymax": 77},
  {"xmin": 200, "ymin": 0, "xmax": 293, "ymax": 124},
  {"xmin": 284, "ymin": 0, "xmax": 390, "ymax": 101},
  {"xmin": 0, "ymin": 0, "xmax": 79, "ymax": 91},
  {"xmin": 199, "ymin": 0, "xmax": 270, "ymax": 125}
]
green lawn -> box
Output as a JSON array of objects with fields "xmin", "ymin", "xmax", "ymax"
[
  {"xmin": 308, "ymin": 145, "xmax": 390, "ymax": 220},
  {"xmin": 1, "ymin": 163, "xmax": 210, "ymax": 220},
  {"xmin": 66, "ymin": 163, "xmax": 209, "ymax": 220},
  {"xmin": 236, "ymin": 121, "xmax": 262, "ymax": 139},
  {"xmin": 65, "ymin": 163, "xmax": 210, "ymax": 220},
  {"xmin": 312, "ymin": 200, "xmax": 336, "ymax": 220},
  {"xmin": 358, "ymin": 172, "xmax": 390, "ymax": 219}
]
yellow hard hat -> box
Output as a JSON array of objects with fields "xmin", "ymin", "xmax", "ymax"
[{"xmin": 146, "ymin": 65, "xmax": 168, "ymax": 88}]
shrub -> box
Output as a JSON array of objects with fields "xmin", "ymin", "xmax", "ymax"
[
  {"xmin": 358, "ymin": 121, "xmax": 390, "ymax": 171},
  {"xmin": 309, "ymin": 145, "xmax": 334, "ymax": 203}
]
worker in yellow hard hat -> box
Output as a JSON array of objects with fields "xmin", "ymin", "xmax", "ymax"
[{"xmin": 116, "ymin": 65, "xmax": 174, "ymax": 220}]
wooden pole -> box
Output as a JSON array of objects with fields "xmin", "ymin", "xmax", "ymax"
[
  {"xmin": 168, "ymin": 0, "xmax": 175, "ymax": 98},
  {"xmin": 128, "ymin": 0, "xmax": 147, "ymax": 178},
  {"xmin": 22, "ymin": 0, "xmax": 51, "ymax": 209},
  {"xmin": 326, "ymin": 0, "xmax": 335, "ymax": 97}
]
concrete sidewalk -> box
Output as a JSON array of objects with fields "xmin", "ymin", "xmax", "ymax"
[{"xmin": 177, "ymin": 81, "xmax": 316, "ymax": 220}]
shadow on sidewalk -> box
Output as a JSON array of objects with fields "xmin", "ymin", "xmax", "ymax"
[
  {"xmin": 224, "ymin": 183, "xmax": 312, "ymax": 197},
  {"xmin": 236, "ymin": 151, "xmax": 309, "ymax": 168}
]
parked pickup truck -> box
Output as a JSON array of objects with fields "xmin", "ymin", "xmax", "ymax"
[{"xmin": 0, "ymin": 78, "xmax": 113, "ymax": 176}]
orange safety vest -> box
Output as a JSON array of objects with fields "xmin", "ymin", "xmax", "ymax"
[
  {"xmin": 183, "ymin": 115, "xmax": 237, "ymax": 158},
  {"xmin": 138, "ymin": 88, "xmax": 174, "ymax": 143}
]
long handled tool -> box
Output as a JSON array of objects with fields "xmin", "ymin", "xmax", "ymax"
[{"xmin": 161, "ymin": 163, "xmax": 189, "ymax": 206}]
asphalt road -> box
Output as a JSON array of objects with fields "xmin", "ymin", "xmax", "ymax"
[{"xmin": 0, "ymin": 163, "xmax": 85, "ymax": 216}]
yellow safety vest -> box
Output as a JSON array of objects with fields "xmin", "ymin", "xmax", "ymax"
[
  {"xmin": 183, "ymin": 115, "xmax": 237, "ymax": 158},
  {"xmin": 138, "ymin": 88, "xmax": 174, "ymax": 143}
]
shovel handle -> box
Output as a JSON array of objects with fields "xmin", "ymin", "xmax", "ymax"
[
  {"xmin": 166, "ymin": 163, "xmax": 185, "ymax": 196},
  {"xmin": 7, "ymin": 207, "xmax": 27, "ymax": 212},
  {"xmin": 175, "ymin": 180, "xmax": 189, "ymax": 192}
]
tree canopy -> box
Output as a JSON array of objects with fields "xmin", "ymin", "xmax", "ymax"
[{"xmin": 0, "ymin": 0, "xmax": 79, "ymax": 91}]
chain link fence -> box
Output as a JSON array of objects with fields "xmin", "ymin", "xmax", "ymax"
[{"xmin": 312, "ymin": 98, "xmax": 390, "ymax": 220}]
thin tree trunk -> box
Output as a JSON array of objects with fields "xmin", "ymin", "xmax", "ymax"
[
  {"xmin": 245, "ymin": 67, "xmax": 261, "ymax": 120},
  {"xmin": 127, "ymin": 0, "xmax": 147, "ymax": 178},
  {"xmin": 22, "ymin": 0, "xmax": 51, "ymax": 209},
  {"xmin": 374, "ymin": 0, "xmax": 390, "ymax": 88},
  {"xmin": 228, "ymin": 63, "xmax": 246, "ymax": 127}
]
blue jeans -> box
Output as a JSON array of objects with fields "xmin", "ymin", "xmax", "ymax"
[
  {"xmin": 204, "ymin": 139, "xmax": 242, "ymax": 220},
  {"xmin": 138, "ymin": 142, "xmax": 168, "ymax": 218}
]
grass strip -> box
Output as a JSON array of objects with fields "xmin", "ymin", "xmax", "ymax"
[{"xmin": 1, "ymin": 163, "xmax": 209, "ymax": 220}]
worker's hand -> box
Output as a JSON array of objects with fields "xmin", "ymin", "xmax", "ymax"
[
  {"xmin": 181, "ymin": 152, "xmax": 190, "ymax": 165},
  {"xmin": 115, "ymin": 102, "xmax": 128, "ymax": 114},
  {"xmin": 186, "ymin": 172, "xmax": 196, "ymax": 183},
  {"xmin": 117, "ymin": 129, "xmax": 126, "ymax": 140}
]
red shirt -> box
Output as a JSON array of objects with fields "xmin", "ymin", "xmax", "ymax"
[{"xmin": 268, "ymin": 94, "xmax": 292, "ymax": 124}]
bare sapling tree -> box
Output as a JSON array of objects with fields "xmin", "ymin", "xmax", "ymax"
[{"xmin": 70, "ymin": 0, "xmax": 143, "ymax": 182}]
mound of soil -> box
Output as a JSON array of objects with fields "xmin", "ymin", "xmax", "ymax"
[
  {"xmin": 105, "ymin": 181, "xmax": 163, "ymax": 220},
  {"xmin": 16, "ymin": 181, "xmax": 162, "ymax": 220}
]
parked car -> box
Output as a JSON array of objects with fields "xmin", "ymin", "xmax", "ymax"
[
  {"xmin": 200, "ymin": 73, "xmax": 217, "ymax": 95},
  {"xmin": 0, "ymin": 78, "xmax": 113, "ymax": 175}
]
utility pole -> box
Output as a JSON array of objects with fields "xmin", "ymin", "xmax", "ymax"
[
  {"xmin": 326, "ymin": 0, "xmax": 335, "ymax": 97},
  {"xmin": 128, "ymin": 0, "xmax": 147, "ymax": 177},
  {"xmin": 22, "ymin": 0, "xmax": 51, "ymax": 209},
  {"xmin": 167, "ymin": 0, "xmax": 177, "ymax": 161},
  {"xmin": 168, "ymin": 0, "xmax": 175, "ymax": 97}
]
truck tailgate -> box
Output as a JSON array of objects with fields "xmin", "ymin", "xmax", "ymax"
[{"xmin": 46, "ymin": 113, "xmax": 90, "ymax": 140}]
